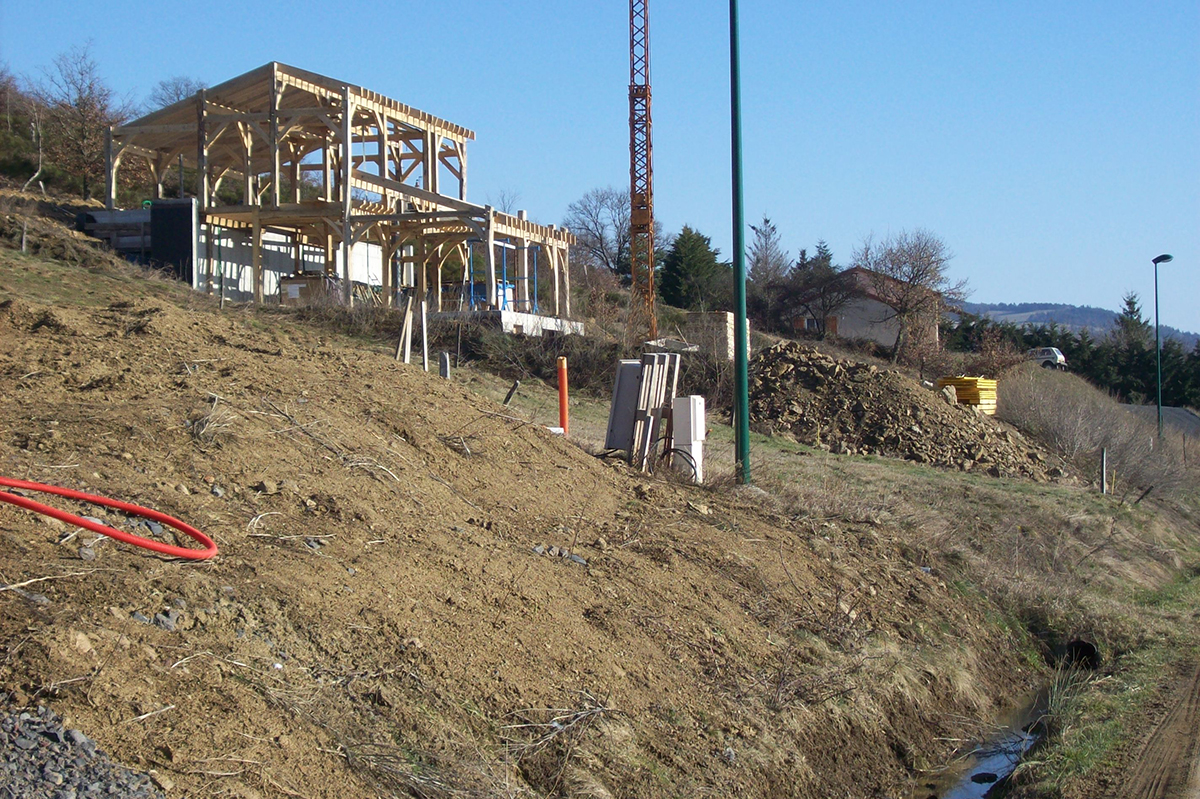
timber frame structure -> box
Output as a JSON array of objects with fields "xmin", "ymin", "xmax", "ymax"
[{"xmin": 105, "ymin": 62, "xmax": 575, "ymax": 315}]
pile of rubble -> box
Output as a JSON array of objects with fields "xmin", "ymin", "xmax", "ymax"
[{"xmin": 749, "ymin": 343, "xmax": 1063, "ymax": 480}]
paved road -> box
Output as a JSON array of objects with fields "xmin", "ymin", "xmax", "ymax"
[{"xmin": 1121, "ymin": 405, "xmax": 1200, "ymax": 439}]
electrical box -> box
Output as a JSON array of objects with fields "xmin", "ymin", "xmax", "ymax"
[{"xmin": 671, "ymin": 395, "xmax": 706, "ymax": 484}]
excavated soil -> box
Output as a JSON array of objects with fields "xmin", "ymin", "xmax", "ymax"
[
  {"xmin": 0, "ymin": 233, "xmax": 1043, "ymax": 798},
  {"xmin": 749, "ymin": 342, "xmax": 1065, "ymax": 481}
]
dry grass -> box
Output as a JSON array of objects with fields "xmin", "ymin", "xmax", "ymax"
[{"xmin": 998, "ymin": 364, "xmax": 1196, "ymax": 500}]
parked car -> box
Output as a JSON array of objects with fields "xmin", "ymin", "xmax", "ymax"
[{"xmin": 1027, "ymin": 347, "xmax": 1068, "ymax": 370}]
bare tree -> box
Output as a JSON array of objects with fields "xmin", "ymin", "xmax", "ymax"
[
  {"xmin": 31, "ymin": 43, "xmax": 133, "ymax": 199},
  {"xmin": 852, "ymin": 228, "xmax": 967, "ymax": 362},
  {"xmin": 486, "ymin": 188, "xmax": 522, "ymax": 215},
  {"xmin": 146, "ymin": 75, "xmax": 206, "ymax": 110},
  {"xmin": 562, "ymin": 186, "xmax": 631, "ymax": 275},
  {"xmin": 21, "ymin": 103, "xmax": 44, "ymax": 194}
]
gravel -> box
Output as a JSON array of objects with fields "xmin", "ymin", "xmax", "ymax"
[{"xmin": 1, "ymin": 702, "xmax": 165, "ymax": 799}]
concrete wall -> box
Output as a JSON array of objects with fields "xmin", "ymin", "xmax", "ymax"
[
  {"xmin": 192, "ymin": 226, "xmax": 384, "ymax": 303},
  {"xmin": 684, "ymin": 311, "xmax": 749, "ymax": 362}
]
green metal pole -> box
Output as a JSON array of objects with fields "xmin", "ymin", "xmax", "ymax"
[
  {"xmin": 729, "ymin": 0, "xmax": 751, "ymax": 483},
  {"xmin": 1155, "ymin": 260, "xmax": 1161, "ymax": 438}
]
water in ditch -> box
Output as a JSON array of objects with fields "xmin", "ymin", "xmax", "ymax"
[{"xmin": 908, "ymin": 692, "xmax": 1044, "ymax": 799}]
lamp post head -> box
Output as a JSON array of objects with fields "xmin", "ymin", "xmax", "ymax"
[{"xmin": 1153, "ymin": 254, "xmax": 1174, "ymax": 265}]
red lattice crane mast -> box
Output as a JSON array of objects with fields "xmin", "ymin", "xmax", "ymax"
[{"xmin": 628, "ymin": 0, "xmax": 657, "ymax": 343}]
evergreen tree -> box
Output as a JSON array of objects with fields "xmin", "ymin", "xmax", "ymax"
[{"xmin": 659, "ymin": 226, "xmax": 731, "ymax": 311}]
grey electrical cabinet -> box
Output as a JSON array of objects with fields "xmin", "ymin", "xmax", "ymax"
[{"xmin": 604, "ymin": 359, "xmax": 644, "ymax": 451}]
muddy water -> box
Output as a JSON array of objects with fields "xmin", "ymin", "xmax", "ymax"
[{"xmin": 908, "ymin": 693, "xmax": 1043, "ymax": 799}]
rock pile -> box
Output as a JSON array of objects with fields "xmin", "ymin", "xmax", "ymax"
[
  {"xmin": 749, "ymin": 343, "xmax": 1062, "ymax": 480},
  {"xmin": 1, "ymin": 702, "xmax": 166, "ymax": 799}
]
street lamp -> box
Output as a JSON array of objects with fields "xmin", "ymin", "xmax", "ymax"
[{"xmin": 1152, "ymin": 253, "xmax": 1174, "ymax": 437}]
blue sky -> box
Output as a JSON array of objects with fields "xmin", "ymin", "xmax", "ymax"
[{"xmin": 3, "ymin": 1, "xmax": 1197, "ymax": 332}]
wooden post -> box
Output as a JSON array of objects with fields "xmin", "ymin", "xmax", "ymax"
[
  {"xmin": 178, "ymin": 153, "xmax": 185, "ymax": 199},
  {"xmin": 458, "ymin": 143, "xmax": 467, "ymax": 201},
  {"xmin": 196, "ymin": 89, "xmax": 209, "ymax": 208},
  {"xmin": 1100, "ymin": 447, "xmax": 1107, "ymax": 495},
  {"xmin": 395, "ymin": 294, "xmax": 414, "ymax": 363},
  {"xmin": 242, "ymin": 123, "xmax": 254, "ymax": 205},
  {"xmin": 341, "ymin": 87, "xmax": 354, "ymax": 306},
  {"xmin": 382, "ymin": 239, "xmax": 395, "ymax": 308},
  {"xmin": 552, "ymin": 243, "xmax": 561, "ymax": 317},
  {"xmin": 322, "ymin": 133, "xmax": 333, "ymax": 201},
  {"xmin": 562, "ymin": 240, "xmax": 571, "ymax": 317},
  {"xmin": 484, "ymin": 208, "xmax": 496, "ymax": 308},
  {"xmin": 252, "ymin": 206, "xmax": 263, "ymax": 304},
  {"xmin": 104, "ymin": 127, "xmax": 115, "ymax": 210},
  {"xmin": 204, "ymin": 223, "xmax": 214, "ymax": 295},
  {"xmin": 419, "ymin": 240, "xmax": 430, "ymax": 372},
  {"xmin": 269, "ymin": 66, "xmax": 281, "ymax": 207}
]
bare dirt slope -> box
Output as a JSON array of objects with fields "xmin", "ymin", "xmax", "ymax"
[{"xmin": 0, "ymin": 235, "xmax": 1046, "ymax": 797}]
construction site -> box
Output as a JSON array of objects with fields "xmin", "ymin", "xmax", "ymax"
[
  {"xmin": 3, "ymin": 4, "xmax": 1200, "ymax": 799},
  {"xmin": 85, "ymin": 61, "xmax": 581, "ymax": 352}
]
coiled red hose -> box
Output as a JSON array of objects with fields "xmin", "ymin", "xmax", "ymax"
[{"xmin": 0, "ymin": 476, "xmax": 217, "ymax": 560}]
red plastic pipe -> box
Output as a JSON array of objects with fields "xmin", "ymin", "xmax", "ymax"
[
  {"xmin": 557, "ymin": 356, "xmax": 569, "ymax": 437},
  {"xmin": 0, "ymin": 476, "xmax": 217, "ymax": 560}
]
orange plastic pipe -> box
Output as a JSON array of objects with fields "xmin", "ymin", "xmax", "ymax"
[
  {"xmin": 557, "ymin": 356, "xmax": 569, "ymax": 437},
  {"xmin": 0, "ymin": 476, "xmax": 218, "ymax": 560}
]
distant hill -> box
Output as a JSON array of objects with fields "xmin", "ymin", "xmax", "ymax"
[{"xmin": 960, "ymin": 301, "xmax": 1200, "ymax": 350}]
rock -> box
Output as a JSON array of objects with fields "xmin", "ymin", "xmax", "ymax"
[
  {"xmin": 533, "ymin": 545, "xmax": 546, "ymax": 555},
  {"xmin": 568, "ymin": 554, "xmax": 588, "ymax": 566},
  {"xmin": 41, "ymin": 515, "xmax": 67, "ymax": 531},
  {"xmin": 254, "ymin": 479, "xmax": 278, "ymax": 495},
  {"xmin": 77, "ymin": 547, "xmax": 96, "ymax": 561},
  {"xmin": 281, "ymin": 479, "xmax": 300, "ymax": 494},
  {"xmin": 548, "ymin": 546, "xmax": 560, "ymax": 557},
  {"xmin": 131, "ymin": 612, "xmax": 150, "ymax": 624},
  {"xmin": 211, "ymin": 485, "xmax": 226, "ymax": 498},
  {"xmin": 72, "ymin": 632, "xmax": 93, "ymax": 654},
  {"xmin": 15, "ymin": 736, "xmax": 37, "ymax": 750},
  {"xmin": 152, "ymin": 611, "xmax": 179, "ymax": 631},
  {"xmin": 150, "ymin": 771, "xmax": 174, "ymax": 791}
]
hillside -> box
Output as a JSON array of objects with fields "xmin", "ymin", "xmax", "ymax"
[
  {"xmin": 961, "ymin": 301, "xmax": 1200, "ymax": 349},
  {"xmin": 2, "ymin": 197, "xmax": 1200, "ymax": 798}
]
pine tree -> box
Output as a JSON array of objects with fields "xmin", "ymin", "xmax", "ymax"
[{"xmin": 659, "ymin": 226, "xmax": 731, "ymax": 311}]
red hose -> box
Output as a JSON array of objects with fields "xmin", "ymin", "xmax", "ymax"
[{"xmin": 0, "ymin": 476, "xmax": 217, "ymax": 560}]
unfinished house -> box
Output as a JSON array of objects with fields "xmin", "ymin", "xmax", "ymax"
[{"xmin": 100, "ymin": 62, "xmax": 578, "ymax": 336}]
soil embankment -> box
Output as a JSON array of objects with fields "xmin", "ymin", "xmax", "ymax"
[{"xmin": 0, "ymin": 243, "xmax": 1037, "ymax": 797}]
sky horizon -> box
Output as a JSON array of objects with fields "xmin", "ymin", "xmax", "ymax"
[{"xmin": 2, "ymin": 1, "xmax": 1196, "ymax": 332}]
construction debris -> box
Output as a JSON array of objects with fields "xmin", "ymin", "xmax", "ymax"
[{"xmin": 749, "ymin": 343, "xmax": 1062, "ymax": 480}]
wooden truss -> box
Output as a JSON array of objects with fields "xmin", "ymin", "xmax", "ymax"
[{"xmin": 105, "ymin": 62, "xmax": 575, "ymax": 315}]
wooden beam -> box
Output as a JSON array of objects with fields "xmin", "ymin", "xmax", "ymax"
[
  {"xmin": 341, "ymin": 86, "xmax": 354, "ymax": 306},
  {"xmin": 113, "ymin": 123, "xmax": 199, "ymax": 135}
]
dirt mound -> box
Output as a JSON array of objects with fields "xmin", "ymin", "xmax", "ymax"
[
  {"xmin": 749, "ymin": 342, "xmax": 1062, "ymax": 480},
  {"xmin": 0, "ymin": 243, "xmax": 1046, "ymax": 798}
]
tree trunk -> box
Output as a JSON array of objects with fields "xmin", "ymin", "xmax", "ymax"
[{"xmin": 890, "ymin": 324, "xmax": 905, "ymax": 363}]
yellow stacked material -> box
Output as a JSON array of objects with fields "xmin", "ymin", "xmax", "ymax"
[{"xmin": 937, "ymin": 376, "xmax": 998, "ymax": 415}]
